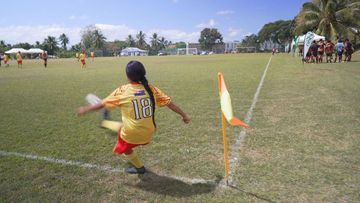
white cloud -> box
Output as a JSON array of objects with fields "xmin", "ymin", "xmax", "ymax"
[
  {"xmin": 0, "ymin": 23, "xmax": 201, "ymax": 45},
  {"xmin": 148, "ymin": 29, "xmax": 199, "ymax": 42},
  {"xmin": 228, "ymin": 27, "xmax": 240, "ymax": 37},
  {"xmin": 196, "ymin": 19, "xmax": 217, "ymax": 29},
  {"xmin": 216, "ymin": 10, "xmax": 234, "ymax": 15},
  {"xmin": 0, "ymin": 25, "xmax": 81, "ymax": 46},
  {"xmin": 94, "ymin": 24, "xmax": 137, "ymax": 41},
  {"xmin": 68, "ymin": 14, "xmax": 88, "ymax": 20}
]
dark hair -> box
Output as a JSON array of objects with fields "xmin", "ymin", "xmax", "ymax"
[{"xmin": 126, "ymin": 60, "xmax": 156, "ymax": 127}]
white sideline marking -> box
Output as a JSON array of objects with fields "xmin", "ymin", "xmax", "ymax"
[
  {"xmin": 0, "ymin": 150, "xmax": 218, "ymax": 186},
  {"xmin": 228, "ymin": 56, "xmax": 273, "ymax": 184}
]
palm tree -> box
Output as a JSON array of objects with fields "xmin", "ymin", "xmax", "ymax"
[
  {"xmin": 136, "ymin": 31, "xmax": 147, "ymax": 49},
  {"xmin": 34, "ymin": 41, "xmax": 41, "ymax": 48},
  {"xmin": 159, "ymin": 37, "xmax": 169, "ymax": 49},
  {"xmin": 150, "ymin": 33, "xmax": 160, "ymax": 54},
  {"xmin": 296, "ymin": 0, "xmax": 360, "ymax": 40},
  {"xmin": 93, "ymin": 29, "xmax": 106, "ymax": 50},
  {"xmin": 0, "ymin": 40, "xmax": 6, "ymax": 52},
  {"xmin": 126, "ymin": 35, "xmax": 136, "ymax": 47},
  {"xmin": 59, "ymin": 33, "xmax": 69, "ymax": 50},
  {"xmin": 43, "ymin": 36, "xmax": 59, "ymax": 55}
]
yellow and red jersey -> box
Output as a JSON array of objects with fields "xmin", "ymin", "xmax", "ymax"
[
  {"xmin": 16, "ymin": 53, "xmax": 22, "ymax": 61},
  {"xmin": 4, "ymin": 55, "xmax": 9, "ymax": 62},
  {"xmin": 79, "ymin": 53, "xmax": 86, "ymax": 60},
  {"xmin": 102, "ymin": 83, "xmax": 171, "ymax": 144}
]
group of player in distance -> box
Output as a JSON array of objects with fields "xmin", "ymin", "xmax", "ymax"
[
  {"xmin": 0, "ymin": 49, "xmax": 95, "ymax": 68},
  {"xmin": 302, "ymin": 38, "xmax": 353, "ymax": 64},
  {"xmin": 75, "ymin": 50, "xmax": 95, "ymax": 68},
  {"xmin": 0, "ymin": 51, "xmax": 48, "ymax": 68}
]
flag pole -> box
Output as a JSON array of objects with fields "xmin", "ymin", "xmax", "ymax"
[{"xmin": 221, "ymin": 112, "xmax": 229, "ymax": 185}]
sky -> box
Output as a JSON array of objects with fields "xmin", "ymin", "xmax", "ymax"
[{"xmin": 0, "ymin": 0, "xmax": 308, "ymax": 46}]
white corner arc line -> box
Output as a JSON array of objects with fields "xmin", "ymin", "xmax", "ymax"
[
  {"xmin": 0, "ymin": 150, "xmax": 220, "ymax": 186},
  {"xmin": 228, "ymin": 55, "xmax": 273, "ymax": 184},
  {"xmin": 0, "ymin": 150, "xmax": 123, "ymax": 173}
]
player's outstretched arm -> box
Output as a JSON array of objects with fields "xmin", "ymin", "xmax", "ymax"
[
  {"xmin": 166, "ymin": 102, "xmax": 190, "ymax": 124},
  {"xmin": 77, "ymin": 103, "xmax": 104, "ymax": 116}
]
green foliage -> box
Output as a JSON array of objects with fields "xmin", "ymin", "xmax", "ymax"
[
  {"xmin": 175, "ymin": 41, "xmax": 186, "ymax": 49},
  {"xmin": 198, "ymin": 28, "xmax": 223, "ymax": 51},
  {"xmin": 12, "ymin": 42, "xmax": 33, "ymax": 49},
  {"xmin": 104, "ymin": 40, "xmax": 127, "ymax": 56},
  {"xmin": 258, "ymin": 20, "xmax": 294, "ymax": 44},
  {"xmin": 59, "ymin": 33, "xmax": 69, "ymax": 50},
  {"xmin": 241, "ymin": 34, "xmax": 259, "ymax": 47},
  {"xmin": 136, "ymin": 31, "xmax": 148, "ymax": 50},
  {"xmin": 295, "ymin": 0, "xmax": 360, "ymax": 40},
  {"xmin": 81, "ymin": 25, "xmax": 107, "ymax": 51},
  {"xmin": 56, "ymin": 50, "xmax": 75, "ymax": 58},
  {"xmin": 42, "ymin": 36, "xmax": 59, "ymax": 55},
  {"xmin": 71, "ymin": 43, "xmax": 82, "ymax": 52},
  {"xmin": 125, "ymin": 35, "xmax": 136, "ymax": 47},
  {"xmin": 149, "ymin": 33, "xmax": 161, "ymax": 55}
]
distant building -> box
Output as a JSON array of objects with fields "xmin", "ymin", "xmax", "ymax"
[
  {"xmin": 188, "ymin": 43, "xmax": 202, "ymax": 51},
  {"xmin": 225, "ymin": 41, "xmax": 241, "ymax": 53},
  {"xmin": 259, "ymin": 40, "xmax": 282, "ymax": 51},
  {"xmin": 120, "ymin": 47, "xmax": 148, "ymax": 56}
]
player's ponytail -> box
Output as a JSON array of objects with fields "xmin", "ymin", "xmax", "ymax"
[
  {"xmin": 126, "ymin": 60, "xmax": 156, "ymax": 127},
  {"xmin": 140, "ymin": 76, "xmax": 156, "ymax": 127}
]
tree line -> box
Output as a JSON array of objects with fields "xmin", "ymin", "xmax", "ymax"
[{"xmin": 241, "ymin": 0, "xmax": 360, "ymax": 51}]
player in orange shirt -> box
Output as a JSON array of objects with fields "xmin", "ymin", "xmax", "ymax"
[
  {"xmin": 77, "ymin": 60, "xmax": 190, "ymax": 174},
  {"xmin": 79, "ymin": 50, "xmax": 86, "ymax": 68},
  {"xmin": 3, "ymin": 54, "xmax": 10, "ymax": 67},
  {"xmin": 16, "ymin": 51, "xmax": 23, "ymax": 68},
  {"xmin": 75, "ymin": 52, "xmax": 79, "ymax": 61},
  {"xmin": 91, "ymin": 51, "xmax": 94, "ymax": 61}
]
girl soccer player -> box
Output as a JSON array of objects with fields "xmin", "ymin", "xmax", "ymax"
[{"xmin": 77, "ymin": 60, "xmax": 190, "ymax": 174}]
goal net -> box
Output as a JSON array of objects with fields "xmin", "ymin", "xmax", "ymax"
[
  {"xmin": 177, "ymin": 48, "xmax": 198, "ymax": 55},
  {"xmin": 236, "ymin": 46, "xmax": 256, "ymax": 53}
]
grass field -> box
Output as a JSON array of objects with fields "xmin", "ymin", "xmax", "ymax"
[{"xmin": 0, "ymin": 53, "xmax": 359, "ymax": 202}]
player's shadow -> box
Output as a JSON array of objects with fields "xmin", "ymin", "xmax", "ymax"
[{"xmin": 127, "ymin": 170, "xmax": 221, "ymax": 197}]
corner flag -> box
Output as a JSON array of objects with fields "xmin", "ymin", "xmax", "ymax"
[
  {"xmin": 217, "ymin": 72, "xmax": 248, "ymax": 185},
  {"xmin": 218, "ymin": 72, "xmax": 249, "ymax": 128}
]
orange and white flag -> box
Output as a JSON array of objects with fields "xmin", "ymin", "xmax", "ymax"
[{"xmin": 217, "ymin": 72, "xmax": 248, "ymax": 128}]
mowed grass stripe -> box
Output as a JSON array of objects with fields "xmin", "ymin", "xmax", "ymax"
[{"xmin": 228, "ymin": 55, "xmax": 273, "ymax": 185}]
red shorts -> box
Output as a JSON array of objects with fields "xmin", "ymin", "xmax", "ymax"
[
  {"xmin": 80, "ymin": 59, "xmax": 85, "ymax": 65},
  {"xmin": 4, "ymin": 61, "xmax": 8, "ymax": 64},
  {"xmin": 113, "ymin": 132, "xmax": 147, "ymax": 154},
  {"xmin": 17, "ymin": 60, "xmax": 22, "ymax": 65}
]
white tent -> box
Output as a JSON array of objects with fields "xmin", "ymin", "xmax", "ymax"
[
  {"xmin": 120, "ymin": 47, "xmax": 148, "ymax": 56},
  {"xmin": 290, "ymin": 33, "xmax": 326, "ymax": 54},
  {"xmin": 26, "ymin": 48, "xmax": 43, "ymax": 54},
  {"xmin": 297, "ymin": 33, "xmax": 325, "ymax": 45},
  {"xmin": 5, "ymin": 48, "xmax": 28, "ymax": 54}
]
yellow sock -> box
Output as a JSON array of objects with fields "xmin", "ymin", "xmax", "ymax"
[{"xmin": 125, "ymin": 152, "xmax": 143, "ymax": 168}]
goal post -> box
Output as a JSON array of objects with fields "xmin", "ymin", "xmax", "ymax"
[
  {"xmin": 236, "ymin": 46, "xmax": 256, "ymax": 53},
  {"xmin": 177, "ymin": 48, "xmax": 198, "ymax": 55}
]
